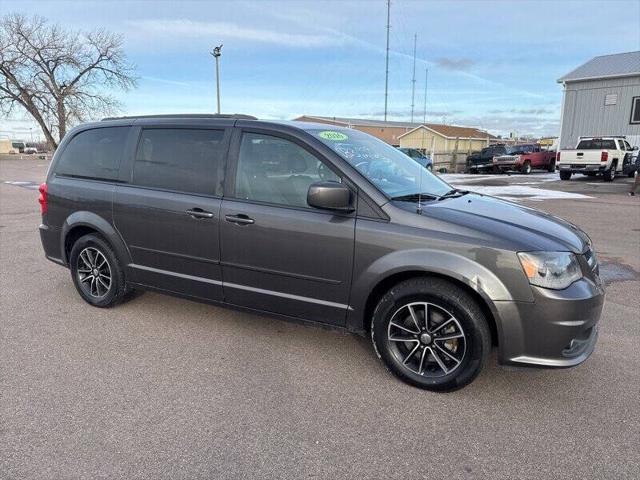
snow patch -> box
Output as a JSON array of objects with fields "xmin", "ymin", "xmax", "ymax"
[{"xmin": 455, "ymin": 185, "xmax": 591, "ymax": 202}]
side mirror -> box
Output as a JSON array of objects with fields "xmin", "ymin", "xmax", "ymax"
[
  {"xmin": 307, "ymin": 181, "xmax": 353, "ymax": 212},
  {"xmin": 633, "ymin": 146, "xmax": 639, "ymax": 151}
]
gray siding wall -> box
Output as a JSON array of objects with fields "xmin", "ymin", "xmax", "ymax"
[{"xmin": 559, "ymin": 76, "xmax": 640, "ymax": 149}]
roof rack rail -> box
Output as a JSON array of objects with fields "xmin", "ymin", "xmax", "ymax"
[
  {"xmin": 101, "ymin": 113, "xmax": 257, "ymax": 121},
  {"xmin": 578, "ymin": 135, "xmax": 626, "ymax": 138}
]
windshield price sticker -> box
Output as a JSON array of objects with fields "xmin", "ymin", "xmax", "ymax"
[{"xmin": 318, "ymin": 131, "xmax": 349, "ymax": 141}]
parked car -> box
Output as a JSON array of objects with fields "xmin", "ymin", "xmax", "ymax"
[
  {"xmin": 38, "ymin": 114, "xmax": 604, "ymax": 391},
  {"xmin": 465, "ymin": 144, "xmax": 509, "ymax": 173},
  {"xmin": 623, "ymin": 145, "xmax": 640, "ymax": 177},
  {"xmin": 557, "ymin": 136, "xmax": 637, "ymax": 181},
  {"xmin": 24, "ymin": 147, "xmax": 38, "ymax": 154},
  {"xmin": 397, "ymin": 147, "xmax": 433, "ymax": 170},
  {"xmin": 492, "ymin": 144, "xmax": 556, "ymax": 174},
  {"xmin": 11, "ymin": 141, "xmax": 25, "ymax": 153}
]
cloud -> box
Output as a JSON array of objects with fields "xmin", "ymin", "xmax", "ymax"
[
  {"xmin": 488, "ymin": 108, "xmax": 556, "ymax": 115},
  {"xmin": 435, "ymin": 57, "xmax": 475, "ymax": 71},
  {"xmin": 359, "ymin": 109, "xmax": 462, "ymax": 118},
  {"xmin": 141, "ymin": 76, "xmax": 191, "ymax": 87},
  {"xmin": 127, "ymin": 19, "xmax": 343, "ymax": 48}
]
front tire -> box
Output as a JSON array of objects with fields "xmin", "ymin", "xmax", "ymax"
[
  {"xmin": 521, "ymin": 161, "xmax": 531, "ymax": 174},
  {"xmin": 371, "ymin": 278, "xmax": 490, "ymax": 392},
  {"xmin": 69, "ymin": 234, "xmax": 128, "ymax": 308}
]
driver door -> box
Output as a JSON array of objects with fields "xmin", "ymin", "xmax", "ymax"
[{"xmin": 219, "ymin": 129, "xmax": 356, "ymax": 326}]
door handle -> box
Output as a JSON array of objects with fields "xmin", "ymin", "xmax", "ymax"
[
  {"xmin": 225, "ymin": 214, "xmax": 255, "ymax": 225},
  {"xmin": 186, "ymin": 208, "xmax": 214, "ymax": 219}
]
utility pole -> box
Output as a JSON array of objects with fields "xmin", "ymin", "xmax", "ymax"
[
  {"xmin": 410, "ymin": 33, "xmax": 417, "ymax": 123},
  {"xmin": 384, "ymin": 0, "xmax": 390, "ymax": 121},
  {"xmin": 423, "ymin": 68, "xmax": 428, "ymax": 124},
  {"xmin": 210, "ymin": 45, "xmax": 223, "ymax": 114}
]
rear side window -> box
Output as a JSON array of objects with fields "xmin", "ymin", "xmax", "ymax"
[
  {"xmin": 56, "ymin": 127, "xmax": 128, "ymax": 180},
  {"xmin": 133, "ymin": 129, "xmax": 225, "ymax": 195}
]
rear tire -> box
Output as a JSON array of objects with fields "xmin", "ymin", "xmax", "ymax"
[
  {"xmin": 560, "ymin": 170, "xmax": 572, "ymax": 181},
  {"xmin": 603, "ymin": 162, "xmax": 616, "ymax": 182},
  {"xmin": 69, "ymin": 234, "xmax": 128, "ymax": 308},
  {"xmin": 547, "ymin": 160, "xmax": 555, "ymax": 172},
  {"xmin": 371, "ymin": 277, "xmax": 490, "ymax": 392}
]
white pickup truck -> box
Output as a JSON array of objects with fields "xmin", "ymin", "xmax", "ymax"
[{"xmin": 557, "ymin": 136, "xmax": 638, "ymax": 182}]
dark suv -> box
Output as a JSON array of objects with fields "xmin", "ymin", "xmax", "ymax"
[
  {"xmin": 466, "ymin": 144, "xmax": 509, "ymax": 173},
  {"xmin": 39, "ymin": 114, "xmax": 604, "ymax": 391}
]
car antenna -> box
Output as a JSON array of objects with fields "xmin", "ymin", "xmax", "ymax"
[{"xmin": 417, "ymin": 161, "xmax": 424, "ymax": 214}]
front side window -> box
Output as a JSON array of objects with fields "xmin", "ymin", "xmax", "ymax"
[
  {"xmin": 56, "ymin": 127, "xmax": 128, "ymax": 180},
  {"xmin": 235, "ymin": 133, "xmax": 340, "ymax": 208},
  {"xmin": 311, "ymin": 128, "xmax": 450, "ymax": 199},
  {"xmin": 630, "ymin": 97, "xmax": 640, "ymax": 124},
  {"xmin": 133, "ymin": 128, "xmax": 225, "ymax": 195}
]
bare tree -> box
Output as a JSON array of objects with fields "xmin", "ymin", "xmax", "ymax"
[{"xmin": 0, "ymin": 13, "xmax": 136, "ymax": 148}]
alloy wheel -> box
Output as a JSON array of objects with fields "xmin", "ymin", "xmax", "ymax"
[
  {"xmin": 387, "ymin": 302, "xmax": 467, "ymax": 377},
  {"xmin": 76, "ymin": 247, "xmax": 112, "ymax": 298}
]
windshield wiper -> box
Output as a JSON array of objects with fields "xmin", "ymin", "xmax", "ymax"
[
  {"xmin": 437, "ymin": 188, "xmax": 469, "ymax": 200},
  {"xmin": 390, "ymin": 192, "xmax": 440, "ymax": 202}
]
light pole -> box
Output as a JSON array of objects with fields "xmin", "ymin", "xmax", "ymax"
[
  {"xmin": 210, "ymin": 44, "xmax": 223, "ymax": 114},
  {"xmin": 383, "ymin": 0, "xmax": 390, "ymax": 121}
]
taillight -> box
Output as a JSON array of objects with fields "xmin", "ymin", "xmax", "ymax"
[
  {"xmin": 600, "ymin": 151, "xmax": 608, "ymax": 162},
  {"xmin": 556, "ymin": 152, "xmax": 561, "ymax": 162},
  {"xmin": 38, "ymin": 182, "xmax": 48, "ymax": 214}
]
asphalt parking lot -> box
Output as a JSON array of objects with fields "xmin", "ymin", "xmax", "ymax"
[{"xmin": 1, "ymin": 157, "xmax": 639, "ymax": 479}]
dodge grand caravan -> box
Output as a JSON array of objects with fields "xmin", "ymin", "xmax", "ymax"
[{"xmin": 39, "ymin": 114, "xmax": 604, "ymax": 391}]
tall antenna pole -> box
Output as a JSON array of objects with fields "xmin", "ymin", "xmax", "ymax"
[
  {"xmin": 211, "ymin": 45, "xmax": 223, "ymax": 114},
  {"xmin": 422, "ymin": 68, "xmax": 428, "ymax": 124},
  {"xmin": 384, "ymin": 0, "xmax": 391, "ymax": 121},
  {"xmin": 410, "ymin": 33, "xmax": 417, "ymax": 123}
]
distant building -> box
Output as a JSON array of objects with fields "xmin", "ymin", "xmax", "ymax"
[
  {"xmin": 294, "ymin": 115, "xmax": 497, "ymax": 152},
  {"xmin": 398, "ymin": 125, "xmax": 497, "ymax": 155},
  {"xmin": 557, "ymin": 51, "xmax": 640, "ymax": 148},
  {"xmin": 0, "ymin": 138, "xmax": 18, "ymax": 154}
]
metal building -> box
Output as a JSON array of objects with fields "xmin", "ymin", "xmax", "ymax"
[{"xmin": 557, "ymin": 51, "xmax": 640, "ymax": 149}]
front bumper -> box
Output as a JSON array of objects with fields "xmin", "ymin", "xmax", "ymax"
[
  {"xmin": 493, "ymin": 161, "xmax": 522, "ymax": 171},
  {"xmin": 467, "ymin": 163, "xmax": 494, "ymax": 172},
  {"xmin": 493, "ymin": 277, "xmax": 604, "ymax": 368}
]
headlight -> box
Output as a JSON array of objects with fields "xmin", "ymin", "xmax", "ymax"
[{"xmin": 517, "ymin": 251, "xmax": 582, "ymax": 290}]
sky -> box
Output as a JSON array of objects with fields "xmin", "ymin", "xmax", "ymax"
[{"xmin": 1, "ymin": 0, "xmax": 639, "ymax": 140}]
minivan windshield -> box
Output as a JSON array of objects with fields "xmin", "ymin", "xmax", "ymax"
[{"xmin": 311, "ymin": 129, "xmax": 451, "ymax": 199}]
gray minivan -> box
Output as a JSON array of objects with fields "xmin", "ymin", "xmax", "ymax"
[{"xmin": 38, "ymin": 114, "xmax": 604, "ymax": 391}]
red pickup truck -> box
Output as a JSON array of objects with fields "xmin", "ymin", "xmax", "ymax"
[{"xmin": 492, "ymin": 144, "xmax": 556, "ymax": 174}]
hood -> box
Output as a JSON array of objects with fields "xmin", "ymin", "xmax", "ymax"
[{"xmin": 416, "ymin": 193, "xmax": 589, "ymax": 253}]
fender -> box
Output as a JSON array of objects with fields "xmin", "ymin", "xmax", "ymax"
[
  {"xmin": 60, "ymin": 211, "xmax": 131, "ymax": 266},
  {"xmin": 346, "ymin": 248, "xmax": 533, "ymax": 332}
]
